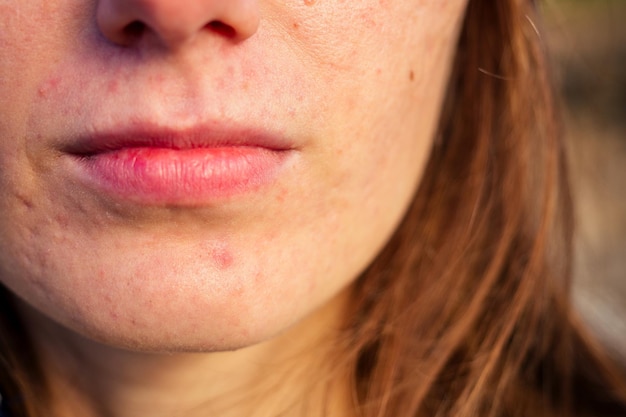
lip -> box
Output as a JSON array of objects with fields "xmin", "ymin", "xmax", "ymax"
[{"xmin": 62, "ymin": 124, "xmax": 296, "ymax": 205}]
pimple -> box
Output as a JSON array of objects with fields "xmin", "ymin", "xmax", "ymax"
[
  {"xmin": 409, "ymin": 70, "xmax": 415, "ymax": 81},
  {"xmin": 210, "ymin": 245, "xmax": 234, "ymax": 270},
  {"xmin": 304, "ymin": 0, "xmax": 316, "ymax": 5},
  {"xmin": 37, "ymin": 77, "xmax": 61, "ymax": 99}
]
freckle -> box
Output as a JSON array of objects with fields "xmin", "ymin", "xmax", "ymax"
[{"xmin": 409, "ymin": 70, "xmax": 415, "ymax": 81}]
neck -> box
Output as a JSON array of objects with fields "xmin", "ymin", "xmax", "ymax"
[{"xmin": 19, "ymin": 291, "xmax": 355, "ymax": 417}]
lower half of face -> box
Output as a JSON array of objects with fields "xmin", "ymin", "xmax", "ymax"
[{"xmin": 0, "ymin": 0, "xmax": 468, "ymax": 351}]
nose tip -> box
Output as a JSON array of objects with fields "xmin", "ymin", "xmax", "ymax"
[{"xmin": 97, "ymin": 0, "xmax": 260, "ymax": 49}]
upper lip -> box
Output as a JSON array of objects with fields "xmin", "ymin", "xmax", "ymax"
[{"xmin": 63, "ymin": 122, "xmax": 296, "ymax": 156}]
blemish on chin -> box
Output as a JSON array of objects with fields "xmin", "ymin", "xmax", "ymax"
[
  {"xmin": 210, "ymin": 245, "xmax": 234, "ymax": 270},
  {"xmin": 37, "ymin": 76, "xmax": 61, "ymax": 99}
]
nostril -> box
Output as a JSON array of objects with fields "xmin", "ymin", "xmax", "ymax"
[
  {"xmin": 206, "ymin": 21, "xmax": 236, "ymax": 39},
  {"xmin": 123, "ymin": 21, "xmax": 146, "ymax": 40}
]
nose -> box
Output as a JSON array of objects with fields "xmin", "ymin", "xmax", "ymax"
[{"xmin": 96, "ymin": 0, "xmax": 260, "ymax": 49}]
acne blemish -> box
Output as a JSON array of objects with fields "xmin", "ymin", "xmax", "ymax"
[
  {"xmin": 37, "ymin": 77, "xmax": 61, "ymax": 98},
  {"xmin": 409, "ymin": 70, "xmax": 415, "ymax": 81},
  {"xmin": 211, "ymin": 245, "xmax": 234, "ymax": 270},
  {"xmin": 304, "ymin": 0, "xmax": 316, "ymax": 6}
]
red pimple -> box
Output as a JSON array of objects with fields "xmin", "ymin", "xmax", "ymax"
[
  {"xmin": 211, "ymin": 246, "xmax": 234, "ymax": 270},
  {"xmin": 37, "ymin": 77, "xmax": 61, "ymax": 98}
]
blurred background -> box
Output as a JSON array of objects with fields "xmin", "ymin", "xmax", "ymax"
[{"xmin": 543, "ymin": 0, "xmax": 626, "ymax": 362}]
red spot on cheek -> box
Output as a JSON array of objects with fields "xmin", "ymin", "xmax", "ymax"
[
  {"xmin": 275, "ymin": 188, "xmax": 289, "ymax": 203},
  {"xmin": 149, "ymin": 73, "xmax": 166, "ymax": 87}
]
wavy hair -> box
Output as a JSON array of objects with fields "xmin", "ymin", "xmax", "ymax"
[
  {"xmin": 1, "ymin": 0, "xmax": 626, "ymax": 416},
  {"xmin": 342, "ymin": 0, "xmax": 626, "ymax": 416}
]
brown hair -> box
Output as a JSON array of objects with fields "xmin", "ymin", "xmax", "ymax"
[
  {"xmin": 1, "ymin": 0, "xmax": 626, "ymax": 416},
  {"xmin": 342, "ymin": 0, "xmax": 626, "ymax": 416}
]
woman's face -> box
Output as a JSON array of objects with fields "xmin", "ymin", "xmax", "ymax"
[{"xmin": 0, "ymin": 0, "xmax": 467, "ymax": 351}]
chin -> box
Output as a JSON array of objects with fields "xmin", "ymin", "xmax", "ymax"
[{"xmin": 11, "ymin": 254, "xmax": 348, "ymax": 355}]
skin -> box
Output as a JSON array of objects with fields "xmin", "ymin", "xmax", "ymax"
[{"xmin": 0, "ymin": 0, "xmax": 468, "ymax": 416}]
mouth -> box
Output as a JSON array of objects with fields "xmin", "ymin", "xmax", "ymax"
[{"xmin": 62, "ymin": 123, "xmax": 296, "ymax": 206}]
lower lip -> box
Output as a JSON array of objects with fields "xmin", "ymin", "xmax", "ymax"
[{"xmin": 69, "ymin": 146, "xmax": 290, "ymax": 205}]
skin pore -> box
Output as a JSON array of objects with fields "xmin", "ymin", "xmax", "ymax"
[{"xmin": 0, "ymin": 0, "xmax": 468, "ymax": 416}]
